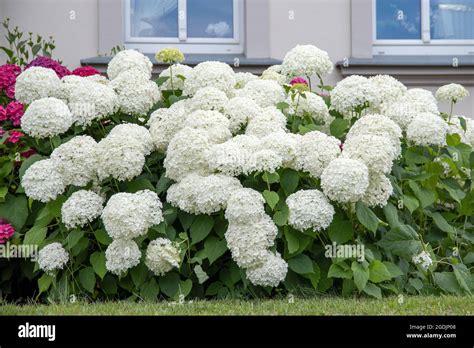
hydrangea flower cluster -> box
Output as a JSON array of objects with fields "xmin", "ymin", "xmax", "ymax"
[
  {"xmin": 38, "ymin": 242, "xmax": 69, "ymax": 274},
  {"xmin": 225, "ymin": 188, "xmax": 287, "ymax": 287}
]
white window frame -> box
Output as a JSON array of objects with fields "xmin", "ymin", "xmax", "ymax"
[
  {"xmin": 373, "ymin": 0, "xmax": 474, "ymax": 55},
  {"xmin": 124, "ymin": 0, "xmax": 245, "ymax": 54}
]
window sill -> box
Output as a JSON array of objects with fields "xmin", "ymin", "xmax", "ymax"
[
  {"xmin": 336, "ymin": 55, "xmax": 474, "ymax": 86},
  {"xmin": 81, "ymin": 54, "xmax": 282, "ymax": 76}
]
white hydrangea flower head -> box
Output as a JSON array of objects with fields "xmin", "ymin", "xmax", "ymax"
[
  {"xmin": 223, "ymin": 97, "xmax": 262, "ymax": 134},
  {"xmin": 186, "ymin": 110, "xmax": 232, "ymax": 143},
  {"xmin": 54, "ymin": 75, "xmax": 86, "ymax": 101},
  {"xmin": 188, "ymin": 86, "xmax": 228, "ymax": 113},
  {"xmin": 361, "ymin": 173, "xmax": 393, "ymax": 208},
  {"xmin": 252, "ymin": 149, "xmax": 283, "ymax": 173},
  {"xmin": 111, "ymin": 70, "xmax": 161, "ymax": 116},
  {"xmin": 149, "ymin": 104, "xmax": 188, "ymax": 152},
  {"xmin": 183, "ymin": 61, "xmax": 236, "ymax": 97},
  {"xmin": 447, "ymin": 115, "xmax": 470, "ymax": 144},
  {"xmin": 346, "ymin": 114, "xmax": 402, "ymax": 154},
  {"xmin": 95, "ymin": 135, "xmax": 146, "ymax": 182},
  {"xmin": 15, "ymin": 67, "xmax": 60, "ymax": 104},
  {"xmin": 286, "ymin": 189, "xmax": 335, "ymax": 232},
  {"xmin": 207, "ymin": 139, "xmax": 256, "ymax": 176},
  {"xmin": 158, "ymin": 63, "xmax": 193, "ymax": 91},
  {"xmin": 50, "ymin": 135, "xmax": 98, "ymax": 187},
  {"xmin": 260, "ymin": 131, "xmax": 299, "ymax": 167},
  {"xmin": 245, "ymin": 106, "xmax": 288, "ymax": 136},
  {"xmin": 148, "ymin": 98, "xmax": 189, "ymax": 126},
  {"xmin": 164, "ymin": 127, "xmax": 213, "ymax": 181},
  {"xmin": 101, "ymin": 190, "xmax": 163, "ymax": 240},
  {"xmin": 382, "ymin": 100, "xmax": 419, "ymax": 130},
  {"xmin": 404, "ymin": 88, "xmax": 439, "ymax": 115},
  {"xmin": 105, "ymin": 239, "xmax": 141, "ymax": 275},
  {"xmin": 435, "ymin": 83, "xmax": 469, "ymax": 103},
  {"xmin": 245, "ymin": 251, "xmax": 288, "ymax": 287},
  {"xmin": 61, "ymin": 190, "xmax": 104, "ymax": 229},
  {"xmin": 235, "ymin": 72, "xmax": 258, "ymax": 89},
  {"xmin": 263, "ymin": 65, "xmax": 282, "ymax": 74},
  {"xmin": 281, "ymin": 44, "xmax": 333, "ymax": 77},
  {"xmin": 108, "ymin": 123, "xmax": 153, "ymax": 155},
  {"xmin": 22, "ymin": 159, "xmax": 66, "ymax": 203},
  {"xmin": 145, "ymin": 238, "xmax": 181, "ymax": 276},
  {"xmin": 107, "ymin": 49, "xmax": 153, "ymax": 80},
  {"xmin": 261, "ymin": 70, "xmax": 287, "ymax": 85},
  {"xmin": 225, "ymin": 214, "xmax": 278, "ymax": 268},
  {"xmin": 290, "ymin": 92, "xmax": 330, "ymax": 123},
  {"xmin": 412, "ymin": 251, "xmax": 433, "ymax": 271},
  {"xmin": 321, "ymin": 158, "xmax": 369, "ymax": 203},
  {"xmin": 293, "ymin": 131, "xmax": 341, "ymax": 178},
  {"xmin": 449, "ymin": 115, "xmax": 474, "ymax": 146},
  {"xmin": 225, "ymin": 188, "xmax": 266, "ymax": 224},
  {"xmin": 369, "ymin": 75, "xmax": 407, "ymax": 105},
  {"xmin": 330, "ymin": 75, "xmax": 380, "ymax": 118},
  {"xmin": 21, "ymin": 97, "xmax": 73, "ymax": 138},
  {"xmin": 167, "ymin": 173, "xmax": 242, "ymax": 215},
  {"xmin": 38, "ymin": 242, "xmax": 69, "ymax": 274},
  {"xmin": 406, "ymin": 113, "xmax": 448, "ymax": 147},
  {"xmin": 342, "ymin": 134, "xmax": 399, "ymax": 174},
  {"xmin": 67, "ymin": 80, "xmax": 119, "ymax": 126},
  {"xmin": 238, "ymin": 79, "xmax": 286, "ymax": 108}
]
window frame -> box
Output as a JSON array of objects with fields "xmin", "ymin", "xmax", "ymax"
[
  {"xmin": 124, "ymin": 0, "xmax": 245, "ymax": 54},
  {"xmin": 372, "ymin": 0, "xmax": 474, "ymax": 55}
]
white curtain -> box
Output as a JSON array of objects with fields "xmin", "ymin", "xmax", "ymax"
[{"xmin": 431, "ymin": 0, "xmax": 474, "ymax": 39}]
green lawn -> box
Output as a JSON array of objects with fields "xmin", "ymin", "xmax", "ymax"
[{"xmin": 1, "ymin": 296, "xmax": 472, "ymax": 315}]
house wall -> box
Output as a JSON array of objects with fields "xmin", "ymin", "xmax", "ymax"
[
  {"xmin": 0, "ymin": 0, "xmax": 98, "ymax": 69},
  {"xmin": 0, "ymin": 0, "xmax": 472, "ymax": 116}
]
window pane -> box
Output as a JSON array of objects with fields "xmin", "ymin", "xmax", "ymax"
[
  {"xmin": 187, "ymin": 0, "xmax": 234, "ymax": 38},
  {"xmin": 376, "ymin": 0, "xmax": 421, "ymax": 39},
  {"xmin": 431, "ymin": 0, "xmax": 474, "ymax": 39},
  {"xmin": 131, "ymin": 0, "xmax": 178, "ymax": 38}
]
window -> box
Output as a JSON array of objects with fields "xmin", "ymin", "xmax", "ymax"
[
  {"xmin": 124, "ymin": 0, "xmax": 244, "ymax": 54},
  {"xmin": 373, "ymin": 0, "xmax": 474, "ymax": 55}
]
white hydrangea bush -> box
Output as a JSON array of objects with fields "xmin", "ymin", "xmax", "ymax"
[{"xmin": 16, "ymin": 46, "xmax": 473, "ymax": 300}]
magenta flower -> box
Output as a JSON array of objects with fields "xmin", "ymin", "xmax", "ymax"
[
  {"xmin": 0, "ymin": 221, "xmax": 15, "ymax": 244},
  {"xmin": 21, "ymin": 148, "xmax": 37, "ymax": 159},
  {"xmin": 5, "ymin": 84, "xmax": 15, "ymax": 99},
  {"xmin": 5, "ymin": 130, "xmax": 24, "ymax": 144},
  {"xmin": 72, "ymin": 66, "xmax": 100, "ymax": 77},
  {"xmin": 26, "ymin": 56, "xmax": 71, "ymax": 78},
  {"xmin": 290, "ymin": 77, "xmax": 309, "ymax": 86},
  {"xmin": 0, "ymin": 106, "xmax": 7, "ymax": 121},
  {"xmin": 0, "ymin": 64, "xmax": 21, "ymax": 95},
  {"xmin": 6, "ymin": 101, "xmax": 25, "ymax": 126}
]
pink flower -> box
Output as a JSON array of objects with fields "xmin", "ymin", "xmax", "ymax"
[
  {"xmin": 290, "ymin": 77, "xmax": 309, "ymax": 86},
  {"xmin": 72, "ymin": 66, "xmax": 100, "ymax": 77},
  {"xmin": 0, "ymin": 64, "xmax": 21, "ymax": 92},
  {"xmin": 26, "ymin": 56, "xmax": 71, "ymax": 78},
  {"xmin": 5, "ymin": 130, "xmax": 24, "ymax": 144},
  {"xmin": 5, "ymin": 84, "xmax": 15, "ymax": 99},
  {"xmin": 21, "ymin": 148, "xmax": 37, "ymax": 159},
  {"xmin": 6, "ymin": 101, "xmax": 25, "ymax": 126},
  {"xmin": 0, "ymin": 221, "xmax": 15, "ymax": 244},
  {"xmin": 0, "ymin": 106, "xmax": 7, "ymax": 121}
]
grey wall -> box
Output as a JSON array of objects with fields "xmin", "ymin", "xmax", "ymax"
[{"xmin": 0, "ymin": 0, "xmax": 99, "ymax": 68}]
